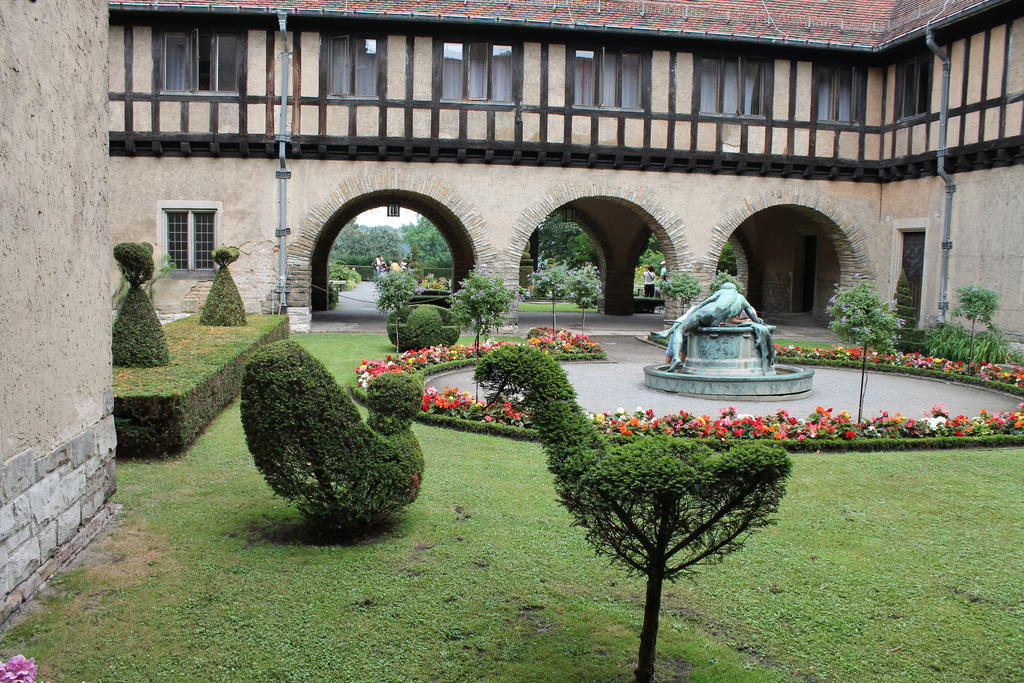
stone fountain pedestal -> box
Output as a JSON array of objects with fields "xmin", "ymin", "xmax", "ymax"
[{"xmin": 644, "ymin": 325, "xmax": 814, "ymax": 400}]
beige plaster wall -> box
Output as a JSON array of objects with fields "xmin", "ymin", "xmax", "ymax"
[
  {"xmin": 1, "ymin": 0, "xmax": 111, "ymax": 460},
  {"xmin": 880, "ymin": 166, "xmax": 1024, "ymax": 337},
  {"xmin": 1, "ymin": 0, "xmax": 117, "ymax": 619}
]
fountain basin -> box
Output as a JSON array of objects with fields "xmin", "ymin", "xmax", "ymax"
[{"xmin": 644, "ymin": 364, "xmax": 814, "ymax": 400}]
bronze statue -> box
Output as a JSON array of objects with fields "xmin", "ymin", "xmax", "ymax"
[{"xmin": 654, "ymin": 283, "xmax": 775, "ymax": 371}]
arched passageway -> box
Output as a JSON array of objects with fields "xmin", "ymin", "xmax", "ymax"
[
  {"xmin": 306, "ymin": 192, "xmax": 474, "ymax": 311},
  {"xmin": 511, "ymin": 186, "xmax": 691, "ymax": 316},
  {"xmin": 709, "ymin": 203, "xmax": 872, "ymax": 318},
  {"xmin": 287, "ymin": 172, "xmax": 493, "ymax": 313}
]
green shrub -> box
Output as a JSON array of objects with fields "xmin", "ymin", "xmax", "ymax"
[
  {"xmin": 924, "ymin": 324, "xmax": 1012, "ymax": 364},
  {"xmin": 240, "ymin": 340, "xmax": 423, "ymax": 534},
  {"xmin": 114, "ymin": 315, "xmax": 287, "ymax": 457},
  {"xmin": 111, "ymin": 242, "xmax": 169, "ymax": 367},
  {"xmin": 895, "ymin": 270, "xmax": 917, "ymax": 324},
  {"xmin": 387, "ymin": 304, "xmax": 460, "ymax": 351},
  {"xmin": 895, "ymin": 327, "xmax": 929, "ymax": 353},
  {"xmin": 200, "ymin": 247, "xmax": 246, "ymax": 327}
]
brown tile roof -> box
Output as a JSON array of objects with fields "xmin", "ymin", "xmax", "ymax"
[{"xmin": 109, "ymin": 0, "xmax": 1008, "ymax": 49}]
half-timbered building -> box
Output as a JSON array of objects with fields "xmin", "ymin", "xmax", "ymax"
[{"xmin": 105, "ymin": 0, "xmax": 1024, "ymax": 337}]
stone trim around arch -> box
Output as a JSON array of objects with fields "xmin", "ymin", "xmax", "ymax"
[
  {"xmin": 507, "ymin": 181, "xmax": 694, "ymax": 275},
  {"xmin": 285, "ymin": 169, "xmax": 498, "ymax": 315},
  {"xmin": 702, "ymin": 190, "xmax": 876, "ymax": 288}
]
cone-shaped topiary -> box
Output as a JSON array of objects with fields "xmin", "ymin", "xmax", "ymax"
[
  {"xmin": 200, "ymin": 247, "xmax": 247, "ymax": 326},
  {"xmin": 474, "ymin": 345, "xmax": 791, "ymax": 683},
  {"xmin": 240, "ymin": 340, "xmax": 424, "ymax": 535},
  {"xmin": 895, "ymin": 270, "xmax": 917, "ymax": 324},
  {"xmin": 111, "ymin": 242, "xmax": 169, "ymax": 367},
  {"xmin": 386, "ymin": 304, "xmax": 460, "ymax": 351}
]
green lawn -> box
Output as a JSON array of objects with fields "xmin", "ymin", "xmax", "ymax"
[
  {"xmin": 519, "ymin": 302, "xmax": 597, "ymax": 313},
  {"xmin": 3, "ymin": 333, "xmax": 1021, "ymax": 681}
]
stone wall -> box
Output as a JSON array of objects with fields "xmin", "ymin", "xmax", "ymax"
[{"xmin": 0, "ymin": 0, "xmax": 116, "ymax": 623}]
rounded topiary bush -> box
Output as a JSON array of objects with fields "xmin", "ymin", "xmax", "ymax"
[
  {"xmin": 111, "ymin": 242, "xmax": 169, "ymax": 367},
  {"xmin": 240, "ymin": 340, "xmax": 423, "ymax": 535},
  {"xmin": 386, "ymin": 304, "xmax": 460, "ymax": 351},
  {"xmin": 200, "ymin": 246, "xmax": 247, "ymax": 326}
]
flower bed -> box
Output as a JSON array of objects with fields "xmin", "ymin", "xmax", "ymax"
[
  {"xmin": 353, "ymin": 333, "xmax": 1024, "ymax": 451},
  {"xmin": 774, "ymin": 344, "xmax": 1024, "ymax": 395},
  {"xmin": 355, "ymin": 328, "xmax": 605, "ymax": 388}
]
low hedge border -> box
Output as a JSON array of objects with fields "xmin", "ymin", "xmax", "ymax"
[{"xmin": 114, "ymin": 314, "xmax": 288, "ymax": 458}]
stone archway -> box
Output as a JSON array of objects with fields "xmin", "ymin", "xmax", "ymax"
[
  {"xmin": 704, "ymin": 190, "xmax": 874, "ymax": 286},
  {"xmin": 510, "ymin": 181, "xmax": 693, "ymax": 315},
  {"xmin": 705, "ymin": 191, "xmax": 876, "ymax": 317},
  {"xmin": 286, "ymin": 170, "xmax": 497, "ymax": 320}
]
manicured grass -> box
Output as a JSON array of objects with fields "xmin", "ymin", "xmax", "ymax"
[
  {"xmin": 519, "ymin": 302, "xmax": 597, "ymax": 313},
  {"xmin": 3, "ymin": 333, "xmax": 1021, "ymax": 681}
]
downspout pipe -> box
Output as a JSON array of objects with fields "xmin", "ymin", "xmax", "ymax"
[
  {"xmin": 274, "ymin": 12, "xmax": 292, "ymax": 312},
  {"xmin": 926, "ymin": 27, "xmax": 955, "ymax": 325}
]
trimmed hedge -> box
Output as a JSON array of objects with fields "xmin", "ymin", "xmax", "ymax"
[
  {"xmin": 200, "ymin": 247, "xmax": 247, "ymax": 327},
  {"xmin": 114, "ymin": 314, "xmax": 288, "ymax": 458},
  {"xmin": 111, "ymin": 242, "xmax": 169, "ymax": 367},
  {"xmin": 386, "ymin": 304, "xmax": 460, "ymax": 351}
]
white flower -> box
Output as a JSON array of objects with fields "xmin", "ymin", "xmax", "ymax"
[{"xmin": 616, "ymin": 407, "xmax": 626, "ymax": 414}]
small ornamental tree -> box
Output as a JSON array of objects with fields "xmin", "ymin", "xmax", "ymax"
[
  {"xmin": 530, "ymin": 262, "xmax": 571, "ymax": 329},
  {"xmin": 200, "ymin": 247, "xmax": 247, "ymax": 326},
  {"xmin": 827, "ymin": 278, "xmax": 901, "ymax": 422},
  {"xmin": 659, "ymin": 272, "xmax": 701, "ymax": 310},
  {"xmin": 449, "ymin": 269, "xmax": 518, "ymax": 356},
  {"xmin": 375, "ymin": 270, "xmax": 418, "ymax": 351},
  {"xmin": 952, "ymin": 284, "xmax": 1000, "ymax": 373},
  {"xmin": 241, "ymin": 341, "xmax": 423, "ymax": 536},
  {"xmin": 111, "ymin": 242, "xmax": 169, "ymax": 367},
  {"xmin": 474, "ymin": 346, "xmax": 792, "ymax": 683},
  {"xmin": 709, "ymin": 270, "xmax": 744, "ymax": 294},
  {"xmin": 565, "ymin": 263, "xmax": 602, "ymax": 334},
  {"xmin": 894, "ymin": 270, "xmax": 917, "ymax": 324}
]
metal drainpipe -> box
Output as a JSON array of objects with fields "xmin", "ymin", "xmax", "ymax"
[
  {"xmin": 274, "ymin": 12, "xmax": 292, "ymax": 312},
  {"xmin": 926, "ymin": 27, "xmax": 956, "ymax": 325}
]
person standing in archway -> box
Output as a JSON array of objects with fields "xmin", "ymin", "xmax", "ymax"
[{"xmin": 643, "ymin": 265, "xmax": 657, "ymax": 298}]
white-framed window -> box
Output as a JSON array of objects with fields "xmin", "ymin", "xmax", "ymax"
[
  {"xmin": 573, "ymin": 48, "xmax": 642, "ymax": 109},
  {"xmin": 329, "ymin": 36, "xmax": 378, "ymax": 96},
  {"xmin": 157, "ymin": 201, "xmax": 222, "ymax": 274},
  {"xmin": 441, "ymin": 42, "xmax": 514, "ymax": 102},
  {"xmin": 815, "ymin": 65, "xmax": 863, "ymax": 123},
  {"xmin": 698, "ymin": 55, "xmax": 766, "ymax": 116},
  {"xmin": 163, "ymin": 30, "xmax": 239, "ymax": 93}
]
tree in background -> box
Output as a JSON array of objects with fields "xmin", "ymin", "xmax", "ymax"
[
  {"xmin": 449, "ymin": 269, "xmax": 518, "ymax": 356},
  {"xmin": 375, "ymin": 270, "xmax": 418, "ymax": 351},
  {"xmin": 716, "ymin": 241, "xmax": 738, "ymax": 276},
  {"xmin": 827, "ymin": 278, "xmax": 901, "ymax": 422},
  {"xmin": 952, "ymin": 284, "xmax": 1000, "ymax": 373},
  {"xmin": 536, "ymin": 213, "xmax": 599, "ymax": 269},
  {"xmin": 329, "ymin": 223, "xmax": 404, "ymax": 266},
  {"xmin": 565, "ymin": 264, "xmax": 602, "ymax": 334},
  {"xmin": 709, "ymin": 271, "xmax": 744, "ymax": 294},
  {"xmin": 659, "ymin": 272, "xmax": 702, "ymax": 310},
  {"xmin": 531, "ymin": 262, "xmax": 571, "ymax": 330},
  {"xmin": 636, "ymin": 234, "xmax": 664, "ymax": 271},
  {"xmin": 400, "ymin": 216, "xmax": 452, "ymax": 270}
]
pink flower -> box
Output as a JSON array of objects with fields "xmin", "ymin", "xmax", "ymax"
[{"xmin": 0, "ymin": 655, "xmax": 38, "ymax": 683}]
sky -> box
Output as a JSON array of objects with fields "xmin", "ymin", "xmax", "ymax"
[{"xmin": 354, "ymin": 206, "xmax": 422, "ymax": 229}]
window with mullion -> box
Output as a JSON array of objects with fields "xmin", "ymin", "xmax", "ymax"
[
  {"xmin": 573, "ymin": 48, "xmax": 642, "ymax": 109},
  {"xmin": 699, "ymin": 56, "xmax": 766, "ymax": 116},
  {"xmin": 163, "ymin": 30, "xmax": 239, "ymax": 93},
  {"xmin": 897, "ymin": 55, "xmax": 932, "ymax": 119},
  {"xmin": 441, "ymin": 42, "xmax": 514, "ymax": 102},
  {"xmin": 165, "ymin": 210, "xmax": 216, "ymax": 272},
  {"xmin": 815, "ymin": 65, "xmax": 862, "ymax": 123},
  {"xmin": 329, "ymin": 36, "xmax": 379, "ymax": 97}
]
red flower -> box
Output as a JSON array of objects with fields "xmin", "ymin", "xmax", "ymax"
[{"xmin": 844, "ymin": 430, "xmax": 856, "ymax": 439}]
